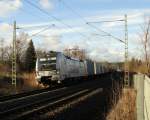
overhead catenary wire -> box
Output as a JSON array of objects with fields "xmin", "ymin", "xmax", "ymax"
[
  {"xmin": 87, "ymin": 23, "xmax": 125, "ymax": 43},
  {"xmin": 58, "ymin": 0, "xmax": 125, "ymax": 43},
  {"xmin": 88, "ymin": 19, "xmax": 124, "ymax": 24},
  {"xmin": 59, "ymin": 0, "xmax": 124, "ymax": 26},
  {"xmin": 17, "ymin": 24, "xmax": 56, "ymax": 42},
  {"xmin": 58, "ymin": 0, "xmax": 87, "ymax": 23},
  {"xmin": 58, "ymin": 0, "xmax": 100, "ymax": 36},
  {"xmin": 0, "ymin": 3, "xmax": 50, "ymax": 30},
  {"xmin": 18, "ymin": 24, "xmax": 54, "ymax": 29},
  {"xmin": 29, "ymin": 24, "xmax": 55, "ymax": 37},
  {"xmin": 58, "ymin": 0, "xmax": 98, "ymax": 39},
  {"xmin": 19, "ymin": 7, "xmax": 47, "ymax": 21},
  {"xmin": 9, "ymin": 1, "xmax": 49, "ymax": 22},
  {"xmin": 23, "ymin": 0, "xmax": 88, "ymax": 39}
]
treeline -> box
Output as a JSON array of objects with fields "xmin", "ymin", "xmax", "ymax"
[
  {"xmin": 109, "ymin": 58, "xmax": 149, "ymax": 74},
  {"xmin": 129, "ymin": 58, "xmax": 148, "ymax": 74},
  {"xmin": 0, "ymin": 32, "xmax": 36, "ymax": 75}
]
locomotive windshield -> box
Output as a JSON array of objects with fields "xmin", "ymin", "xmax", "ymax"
[
  {"xmin": 38, "ymin": 51, "xmax": 57, "ymax": 71},
  {"xmin": 39, "ymin": 57, "xmax": 56, "ymax": 71}
]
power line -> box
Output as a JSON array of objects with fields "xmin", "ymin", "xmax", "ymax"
[
  {"xmin": 24, "ymin": 0, "xmax": 126, "ymax": 50},
  {"xmin": 58, "ymin": 0, "xmax": 95, "ymax": 36},
  {"xmin": 10, "ymin": 1, "xmax": 49, "ymax": 22},
  {"xmin": 59, "ymin": 0, "xmax": 122, "ymax": 25},
  {"xmin": 91, "ymin": 33, "xmax": 109, "ymax": 37},
  {"xmin": 0, "ymin": 3, "xmax": 51, "ymax": 30},
  {"xmin": 19, "ymin": 7, "xmax": 47, "ymax": 21},
  {"xmin": 88, "ymin": 19, "xmax": 124, "ymax": 24},
  {"xmin": 18, "ymin": 23, "xmax": 55, "ymax": 29},
  {"xmin": 17, "ymin": 24, "xmax": 55, "ymax": 40},
  {"xmin": 58, "ymin": 0, "xmax": 97, "ymax": 35},
  {"xmin": 24, "ymin": 0, "xmax": 58, "ymax": 21},
  {"xmin": 30, "ymin": 24, "xmax": 55, "ymax": 37},
  {"xmin": 23, "ymin": 0, "xmax": 88, "ymax": 39},
  {"xmin": 87, "ymin": 23, "xmax": 125, "ymax": 43},
  {"xmin": 58, "ymin": 0, "xmax": 87, "ymax": 23},
  {"xmin": 58, "ymin": 0, "xmax": 125, "ymax": 43}
]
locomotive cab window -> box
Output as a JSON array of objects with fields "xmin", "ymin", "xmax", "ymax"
[{"xmin": 39, "ymin": 57, "xmax": 56, "ymax": 71}]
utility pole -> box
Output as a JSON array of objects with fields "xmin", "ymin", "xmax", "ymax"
[
  {"xmin": 124, "ymin": 14, "xmax": 129, "ymax": 87},
  {"xmin": 12, "ymin": 21, "xmax": 17, "ymax": 89},
  {"xmin": 87, "ymin": 15, "xmax": 130, "ymax": 87}
]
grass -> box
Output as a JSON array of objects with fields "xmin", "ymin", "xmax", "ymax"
[
  {"xmin": 106, "ymin": 88, "xmax": 136, "ymax": 120},
  {"xmin": 0, "ymin": 72, "xmax": 42, "ymax": 95},
  {"xmin": 19, "ymin": 72, "xmax": 42, "ymax": 91}
]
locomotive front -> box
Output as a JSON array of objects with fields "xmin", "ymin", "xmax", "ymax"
[{"xmin": 36, "ymin": 51, "xmax": 60, "ymax": 85}]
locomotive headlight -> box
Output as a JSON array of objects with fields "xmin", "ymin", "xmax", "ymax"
[{"xmin": 56, "ymin": 71, "xmax": 59, "ymax": 74}]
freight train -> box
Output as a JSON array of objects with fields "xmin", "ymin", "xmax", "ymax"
[{"xmin": 35, "ymin": 51, "xmax": 110, "ymax": 86}]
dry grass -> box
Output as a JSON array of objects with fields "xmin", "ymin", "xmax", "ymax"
[
  {"xmin": 0, "ymin": 63, "xmax": 41, "ymax": 94},
  {"xmin": 106, "ymin": 88, "xmax": 136, "ymax": 120},
  {"xmin": 0, "ymin": 71, "xmax": 43, "ymax": 95},
  {"xmin": 0, "ymin": 72, "xmax": 43, "ymax": 95},
  {"xmin": 20, "ymin": 72, "xmax": 41, "ymax": 91}
]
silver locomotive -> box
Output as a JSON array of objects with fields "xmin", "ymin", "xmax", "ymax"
[{"xmin": 36, "ymin": 51, "xmax": 109, "ymax": 85}]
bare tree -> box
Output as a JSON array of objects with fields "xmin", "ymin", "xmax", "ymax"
[
  {"xmin": 2, "ymin": 32, "xmax": 29, "ymax": 71},
  {"xmin": 3, "ymin": 45, "xmax": 12, "ymax": 62},
  {"xmin": 63, "ymin": 46, "xmax": 86, "ymax": 60},
  {"xmin": 36, "ymin": 48, "xmax": 47, "ymax": 58},
  {"xmin": 0, "ymin": 38, "xmax": 4, "ymax": 62},
  {"xmin": 140, "ymin": 18, "xmax": 150, "ymax": 74},
  {"xmin": 16, "ymin": 32, "xmax": 29, "ymax": 64}
]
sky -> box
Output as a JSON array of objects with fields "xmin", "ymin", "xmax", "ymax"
[{"xmin": 0, "ymin": 0, "xmax": 150, "ymax": 62}]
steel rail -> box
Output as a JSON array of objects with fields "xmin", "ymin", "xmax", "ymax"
[
  {"xmin": 0, "ymin": 80, "xmax": 103, "ymax": 120},
  {"xmin": 0, "ymin": 88, "xmax": 92, "ymax": 120},
  {"xmin": 0, "ymin": 85, "xmax": 63, "ymax": 102}
]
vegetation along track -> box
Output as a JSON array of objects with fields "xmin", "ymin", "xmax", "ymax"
[{"xmin": 0, "ymin": 80, "xmax": 103, "ymax": 120}]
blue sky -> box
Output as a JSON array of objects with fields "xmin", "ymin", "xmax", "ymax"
[{"xmin": 0, "ymin": 0, "xmax": 150, "ymax": 62}]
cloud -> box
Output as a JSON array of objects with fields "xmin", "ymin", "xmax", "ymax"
[
  {"xmin": 87, "ymin": 9, "xmax": 150, "ymax": 29},
  {"xmin": 2, "ymin": 7, "xmax": 149, "ymax": 62},
  {"xmin": 0, "ymin": 23, "xmax": 12, "ymax": 33},
  {"xmin": 0, "ymin": 0, "xmax": 22, "ymax": 17},
  {"xmin": 26, "ymin": 25, "xmax": 85, "ymax": 36},
  {"xmin": 0, "ymin": 23, "xmax": 13, "ymax": 45},
  {"xmin": 39, "ymin": 35, "xmax": 63, "ymax": 51},
  {"xmin": 39, "ymin": 0, "xmax": 53, "ymax": 10}
]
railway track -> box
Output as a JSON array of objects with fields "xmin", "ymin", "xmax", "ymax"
[
  {"xmin": 0, "ymin": 80, "xmax": 103, "ymax": 120},
  {"xmin": 0, "ymin": 85, "xmax": 63, "ymax": 102}
]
